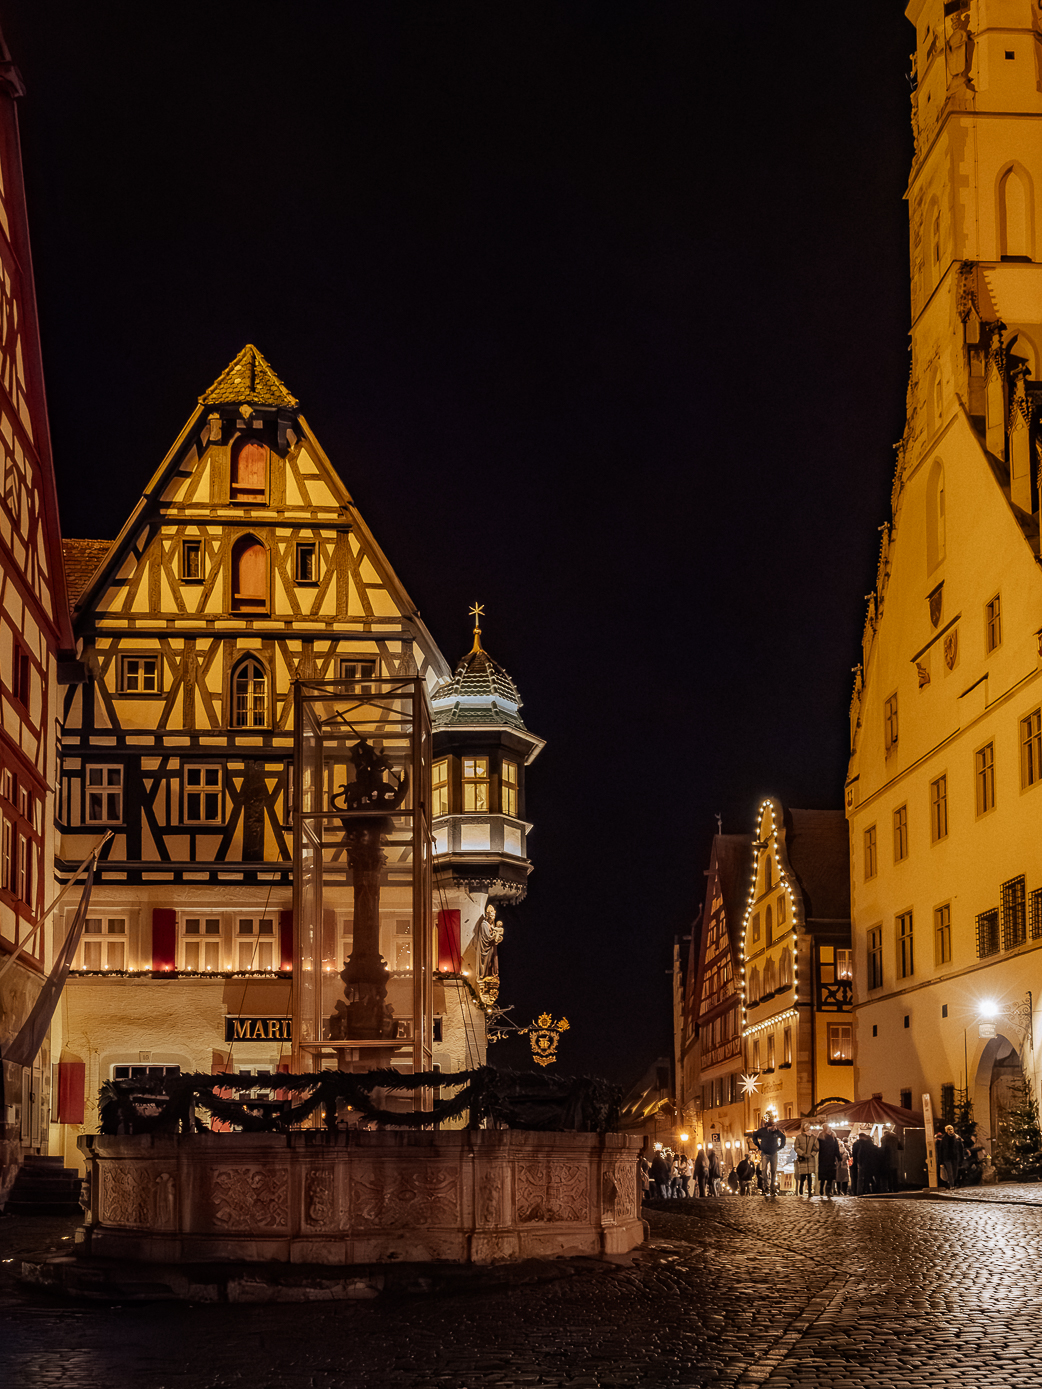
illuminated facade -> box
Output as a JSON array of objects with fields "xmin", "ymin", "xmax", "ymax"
[
  {"xmin": 49, "ymin": 346, "xmax": 464, "ymax": 1167},
  {"xmin": 847, "ymin": 0, "xmax": 1042, "ymax": 1147},
  {"xmin": 739, "ymin": 801, "xmax": 852, "ymax": 1131},
  {"xmin": 0, "ymin": 33, "xmax": 73, "ymax": 1197},
  {"xmin": 678, "ymin": 833, "xmax": 751, "ymax": 1156}
]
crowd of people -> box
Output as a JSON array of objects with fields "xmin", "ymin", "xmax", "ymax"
[{"xmin": 641, "ymin": 1114, "xmax": 917, "ymax": 1201}]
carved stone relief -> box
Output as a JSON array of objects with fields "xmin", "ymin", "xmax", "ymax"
[
  {"xmin": 351, "ymin": 1163, "xmax": 459, "ymax": 1229},
  {"xmin": 209, "ymin": 1166, "xmax": 288, "ymax": 1230},
  {"xmin": 101, "ymin": 1163, "xmax": 155, "ymax": 1229},
  {"xmin": 516, "ymin": 1160, "xmax": 588, "ymax": 1224},
  {"xmin": 305, "ymin": 1168, "xmax": 335, "ymax": 1228}
]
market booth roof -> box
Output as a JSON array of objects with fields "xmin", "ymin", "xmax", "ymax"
[{"xmin": 813, "ymin": 1096, "xmax": 923, "ymax": 1131}]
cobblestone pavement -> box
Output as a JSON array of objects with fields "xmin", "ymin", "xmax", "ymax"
[
  {"xmin": 3, "ymin": 1193, "xmax": 1042, "ymax": 1387},
  {"xmin": 927, "ymin": 1181, "xmax": 1042, "ymax": 1205}
]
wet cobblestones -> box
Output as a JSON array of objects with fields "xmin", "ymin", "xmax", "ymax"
[{"xmin": 3, "ymin": 1193, "xmax": 1042, "ymax": 1386}]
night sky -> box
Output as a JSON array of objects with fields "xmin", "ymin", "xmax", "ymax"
[{"xmin": 2, "ymin": 3, "xmax": 915, "ymax": 1088}]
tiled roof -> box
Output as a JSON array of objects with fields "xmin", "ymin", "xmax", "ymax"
[
  {"xmin": 199, "ymin": 344, "xmax": 299, "ymax": 410},
  {"xmin": 785, "ymin": 808, "xmax": 851, "ymax": 923},
  {"xmin": 430, "ymin": 635, "xmax": 528, "ymax": 731},
  {"xmin": 62, "ymin": 539, "xmax": 111, "ymax": 608},
  {"xmin": 711, "ymin": 833, "xmax": 754, "ymax": 958}
]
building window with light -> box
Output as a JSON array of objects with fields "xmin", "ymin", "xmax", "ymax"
[
  {"xmin": 120, "ymin": 655, "xmax": 160, "ymax": 694},
  {"xmin": 827, "ymin": 1023, "xmax": 853, "ymax": 1063},
  {"xmin": 86, "ymin": 766, "xmax": 123, "ymax": 823},
  {"xmin": 462, "ymin": 757, "xmax": 489, "ymax": 811},
  {"xmin": 182, "ymin": 916, "xmax": 223, "ymax": 971},
  {"xmin": 976, "ymin": 742, "xmax": 995, "ymax": 816},
  {"xmin": 232, "ymin": 658, "xmax": 268, "ymax": 727},
  {"xmin": 777, "ymin": 894, "xmax": 786, "ymax": 926},
  {"xmin": 432, "ymin": 759, "xmax": 449, "ymax": 817},
  {"xmin": 864, "ymin": 824, "xmax": 877, "ymax": 880},
  {"xmin": 766, "ymin": 1033, "xmax": 776, "ymax": 1070},
  {"xmin": 897, "ymin": 910, "xmax": 914, "ymax": 978},
  {"xmin": 868, "ymin": 925, "xmax": 883, "ymax": 989},
  {"xmin": 501, "ymin": 760, "xmax": 518, "ymax": 817},
  {"xmin": 751, "ymin": 912, "xmax": 761, "ymax": 944},
  {"xmin": 779, "ymin": 949, "xmax": 792, "ymax": 988},
  {"xmin": 748, "ymin": 966, "xmax": 760, "ymax": 1005},
  {"xmin": 79, "ymin": 917, "xmax": 127, "ymax": 971},
  {"xmin": 237, "ymin": 917, "xmax": 275, "ymax": 971},
  {"xmin": 930, "ymin": 775, "xmax": 948, "ymax": 842},
  {"xmin": 183, "ymin": 765, "xmax": 223, "ymax": 823},
  {"xmin": 884, "ymin": 693, "xmax": 898, "ymax": 755},
  {"xmin": 753, "ymin": 1038, "xmax": 761, "ymax": 1070},
  {"xmin": 935, "ymin": 903, "xmax": 952, "ymax": 964},
  {"xmin": 783, "ymin": 1026, "xmax": 792, "ymax": 1066},
  {"xmin": 985, "ymin": 594, "xmax": 1002, "ymax": 653},
  {"xmin": 1022, "ymin": 710, "xmax": 1042, "ymax": 788}
]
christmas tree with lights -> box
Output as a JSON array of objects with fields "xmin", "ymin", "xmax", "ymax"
[{"xmin": 992, "ymin": 1071, "xmax": 1042, "ymax": 1181}]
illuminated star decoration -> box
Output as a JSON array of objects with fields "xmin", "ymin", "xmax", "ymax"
[{"xmin": 739, "ymin": 1073, "xmax": 761, "ymax": 1097}]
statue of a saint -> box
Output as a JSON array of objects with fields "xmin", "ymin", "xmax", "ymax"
[{"xmin": 477, "ymin": 902, "xmax": 504, "ymax": 980}]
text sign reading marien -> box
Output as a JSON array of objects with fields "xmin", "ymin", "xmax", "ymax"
[{"xmin": 225, "ymin": 1016, "xmax": 292, "ymax": 1042}]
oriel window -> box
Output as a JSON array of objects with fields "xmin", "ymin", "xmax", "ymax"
[
  {"xmin": 501, "ymin": 760, "xmax": 518, "ymax": 817},
  {"xmin": 930, "ymin": 774, "xmax": 948, "ymax": 841},
  {"xmin": 120, "ymin": 655, "xmax": 160, "ymax": 694},
  {"xmin": 295, "ymin": 542, "xmax": 317, "ymax": 583},
  {"xmin": 976, "ymin": 742, "xmax": 995, "ymax": 815},
  {"xmin": 184, "ymin": 765, "xmax": 223, "ymax": 823},
  {"xmin": 230, "ymin": 438, "xmax": 268, "ymax": 503},
  {"xmin": 985, "ymin": 594, "xmax": 1002, "ymax": 653},
  {"xmin": 86, "ymin": 766, "xmax": 123, "ymax": 823},
  {"xmin": 232, "ymin": 658, "xmax": 268, "ymax": 728},
  {"xmin": 1022, "ymin": 709, "xmax": 1042, "ymax": 787},
  {"xmin": 462, "ymin": 757, "xmax": 489, "ymax": 812},
  {"xmin": 431, "ymin": 759, "xmax": 449, "ymax": 818}
]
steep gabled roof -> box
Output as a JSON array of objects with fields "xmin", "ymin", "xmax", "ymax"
[
  {"xmin": 713, "ymin": 832, "xmax": 754, "ymax": 957},
  {"xmin": 62, "ymin": 538, "xmax": 112, "ymax": 609},
  {"xmin": 785, "ymin": 808, "xmax": 850, "ymax": 923},
  {"xmin": 199, "ymin": 344, "xmax": 299, "ymax": 410}
]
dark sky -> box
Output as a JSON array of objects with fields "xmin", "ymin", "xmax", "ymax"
[{"xmin": 3, "ymin": 3, "xmax": 915, "ymax": 1089}]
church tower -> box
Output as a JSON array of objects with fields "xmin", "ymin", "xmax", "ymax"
[
  {"xmin": 847, "ymin": 1, "xmax": 1042, "ymax": 1152},
  {"xmin": 429, "ymin": 611, "xmax": 543, "ymax": 1071}
]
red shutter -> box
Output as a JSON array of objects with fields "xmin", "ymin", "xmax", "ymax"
[
  {"xmin": 152, "ymin": 907, "xmax": 176, "ymax": 971},
  {"xmin": 234, "ymin": 441, "xmax": 267, "ymax": 492},
  {"xmin": 437, "ymin": 909, "xmax": 461, "ymax": 972},
  {"xmin": 279, "ymin": 909, "xmax": 294, "ymax": 970},
  {"xmin": 57, "ymin": 1054, "xmax": 85, "ymax": 1125}
]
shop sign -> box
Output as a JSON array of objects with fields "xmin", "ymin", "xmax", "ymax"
[
  {"xmin": 978, "ymin": 1022, "xmax": 996, "ymax": 1039},
  {"xmin": 225, "ymin": 1016, "xmax": 292, "ymax": 1042}
]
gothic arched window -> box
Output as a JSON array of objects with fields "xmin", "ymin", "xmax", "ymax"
[
  {"xmin": 231, "ymin": 535, "xmax": 268, "ymax": 613},
  {"xmin": 926, "ymin": 459, "xmax": 946, "ymax": 573},
  {"xmin": 232, "ymin": 657, "xmax": 268, "ymax": 728},
  {"xmin": 1000, "ymin": 165, "xmax": 1033, "ymax": 261},
  {"xmin": 231, "ymin": 438, "xmax": 268, "ymax": 503}
]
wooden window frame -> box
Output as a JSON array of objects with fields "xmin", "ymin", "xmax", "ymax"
[
  {"xmin": 431, "ymin": 759, "xmax": 449, "ymax": 818},
  {"xmin": 462, "ymin": 756, "xmax": 489, "ymax": 813},
  {"xmin": 501, "ymin": 759, "xmax": 518, "ymax": 818},
  {"xmin": 985, "ymin": 594, "xmax": 1002, "ymax": 653},
  {"xmin": 295, "ymin": 542, "xmax": 318, "ymax": 585},
  {"xmin": 864, "ymin": 824, "xmax": 877, "ymax": 880},
  {"xmin": 867, "ymin": 925, "xmax": 883, "ymax": 990},
  {"xmin": 884, "ymin": 692, "xmax": 899, "ymax": 755},
  {"xmin": 120, "ymin": 654, "xmax": 161, "ymax": 695},
  {"xmin": 338, "ymin": 659, "xmax": 377, "ymax": 692},
  {"xmin": 85, "ymin": 765, "xmax": 124, "ymax": 824},
  {"xmin": 897, "ymin": 910, "xmax": 914, "ymax": 979},
  {"xmin": 935, "ymin": 902, "xmax": 952, "ymax": 964},
  {"xmin": 231, "ymin": 657, "xmax": 269, "ymax": 729},
  {"xmin": 183, "ymin": 764, "xmax": 224, "ymax": 824},
  {"xmin": 181, "ymin": 915, "xmax": 224, "ymax": 972},
  {"xmin": 975, "ymin": 741, "xmax": 996, "ymax": 817},
  {"xmin": 930, "ymin": 773, "xmax": 948, "ymax": 842},
  {"xmin": 1022, "ymin": 709, "xmax": 1042, "ymax": 789},
  {"xmin": 181, "ymin": 539, "xmax": 204, "ymax": 583},
  {"xmin": 893, "ymin": 804, "xmax": 909, "ymax": 862},
  {"xmin": 827, "ymin": 1022, "xmax": 853, "ymax": 1064}
]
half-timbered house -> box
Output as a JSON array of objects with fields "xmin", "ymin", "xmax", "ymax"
[
  {"xmin": 50, "ymin": 345, "xmax": 479, "ymax": 1161},
  {"xmin": 0, "ymin": 32, "xmax": 74, "ymax": 1199}
]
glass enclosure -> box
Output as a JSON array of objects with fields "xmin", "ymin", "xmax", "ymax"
[{"xmin": 292, "ymin": 677, "xmax": 433, "ymax": 1074}]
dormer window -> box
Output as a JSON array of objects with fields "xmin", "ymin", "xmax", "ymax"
[{"xmin": 230, "ymin": 438, "xmax": 268, "ymax": 503}]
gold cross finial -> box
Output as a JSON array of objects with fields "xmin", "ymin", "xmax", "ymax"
[{"xmin": 469, "ymin": 602, "xmax": 484, "ymax": 629}]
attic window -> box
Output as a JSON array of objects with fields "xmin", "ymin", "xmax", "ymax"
[{"xmin": 231, "ymin": 438, "xmax": 268, "ymax": 503}]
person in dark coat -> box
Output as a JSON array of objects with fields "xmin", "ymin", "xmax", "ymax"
[
  {"xmin": 937, "ymin": 1125, "xmax": 966, "ymax": 1188},
  {"xmin": 816, "ymin": 1122, "xmax": 841, "ymax": 1198},
  {"xmin": 880, "ymin": 1129, "xmax": 900, "ymax": 1192},
  {"xmin": 752, "ymin": 1115, "xmax": 787, "ymax": 1199},
  {"xmin": 649, "ymin": 1148, "xmax": 670, "ymax": 1199},
  {"xmin": 736, "ymin": 1155, "xmax": 754, "ymax": 1195},
  {"xmin": 707, "ymin": 1145, "xmax": 723, "ymax": 1196},
  {"xmin": 693, "ymin": 1147, "xmax": 708, "ymax": 1197},
  {"xmin": 852, "ymin": 1129, "xmax": 879, "ymax": 1196}
]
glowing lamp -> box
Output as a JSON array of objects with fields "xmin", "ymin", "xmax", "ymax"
[
  {"xmin": 679, "ymin": 1132, "xmax": 689, "ymax": 1142},
  {"xmin": 979, "ymin": 1000, "xmax": 999, "ymax": 1019}
]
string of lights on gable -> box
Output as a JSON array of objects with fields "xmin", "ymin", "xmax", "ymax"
[{"xmin": 739, "ymin": 797, "xmax": 801, "ymax": 1041}]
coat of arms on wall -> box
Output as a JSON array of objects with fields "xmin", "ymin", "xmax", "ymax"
[
  {"xmin": 525, "ymin": 1013, "xmax": 569, "ymax": 1067},
  {"xmin": 944, "ymin": 629, "xmax": 959, "ymax": 670},
  {"xmin": 916, "ymin": 661, "xmax": 930, "ymax": 688},
  {"xmin": 928, "ymin": 583, "xmax": 943, "ymax": 629}
]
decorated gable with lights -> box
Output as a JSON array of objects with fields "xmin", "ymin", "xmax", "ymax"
[{"xmin": 740, "ymin": 800, "xmax": 799, "ymax": 1047}]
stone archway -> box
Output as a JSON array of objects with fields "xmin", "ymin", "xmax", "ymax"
[{"xmin": 972, "ymin": 1033, "xmax": 1021, "ymax": 1152}]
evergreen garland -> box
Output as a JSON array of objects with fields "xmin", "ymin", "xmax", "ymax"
[
  {"xmin": 97, "ymin": 1065, "xmax": 621, "ymax": 1136},
  {"xmin": 992, "ymin": 1069, "xmax": 1042, "ymax": 1181}
]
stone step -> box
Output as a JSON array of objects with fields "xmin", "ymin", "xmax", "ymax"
[{"xmin": 6, "ymin": 1198, "xmax": 83, "ymax": 1217}]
